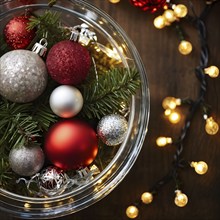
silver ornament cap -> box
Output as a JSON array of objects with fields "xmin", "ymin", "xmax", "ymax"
[
  {"xmin": 97, "ymin": 114, "xmax": 128, "ymax": 146},
  {"xmin": 9, "ymin": 144, "xmax": 45, "ymax": 177},
  {"xmin": 49, "ymin": 85, "xmax": 83, "ymax": 118},
  {"xmin": 0, "ymin": 50, "xmax": 48, "ymax": 103}
]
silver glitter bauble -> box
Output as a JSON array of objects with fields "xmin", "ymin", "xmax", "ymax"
[
  {"xmin": 49, "ymin": 85, "xmax": 83, "ymax": 118},
  {"xmin": 0, "ymin": 50, "xmax": 47, "ymax": 103},
  {"xmin": 38, "ymin": 166, "xmax": 69, "ymax": 197},
  {"xmin": 97, "ymin": 114, "xmax": 128, "ymax": 146},
  {"xmin": 9, "ymin": 144, "xmax": 45, "ymax": 176}
]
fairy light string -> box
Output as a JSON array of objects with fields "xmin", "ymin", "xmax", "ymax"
[{"xmin": 120, "ymin": 0, "xmax": 220, "ymax": 218}]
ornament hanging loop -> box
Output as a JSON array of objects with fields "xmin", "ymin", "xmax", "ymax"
[
  {"xmin": 32, "ymin": 38, "xmax": 48, "ymax": 57},
  {"xmin": 70, "ymin": 23, "xmax": 97, "ymax": 46}
]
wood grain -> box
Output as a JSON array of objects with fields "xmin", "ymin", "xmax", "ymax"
[{"xmin": 1, "ymin": 0, "xmax": 220, "ymax": 219}]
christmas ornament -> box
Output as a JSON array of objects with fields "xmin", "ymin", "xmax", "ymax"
[
  {"xmin": 9, "ymin": 144, "xmax": 45, "ymax": 176},
  {"xmin": 97, "ymin": 114, "xmax": 128, "ymax": 146},
  {"xmin": 4, "ymin": 15, "xmax": 36, "ymax": 49},
  {"xmin": 70, "ymin": 23, "xmax": 97, "ymax": 46},
  {"xmin": 130, "ymin": 0, "xmax": 166, "ymax": 13},
  {"xmin": 46, "ymin": 40, "xmax": 91, "ymax": 85},
  {"xmin": 49, "ymin": 85, "xmax": 83, "ymax": 118},
  {"xmin": 0, "ymin": 49, "xmax": 48, "ymax": 103},
  {"xmin": 44, "ymin": 119, "xmax": 98, "ymax": 170},
  {"xmin": 17, "ymin": 165, "xmax": 100, "ymax": 197},
  {"xmin": 38, "ymin": 166, "xmax": 70, "ymax": 196}
]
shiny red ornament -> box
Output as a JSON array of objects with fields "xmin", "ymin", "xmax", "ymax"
[
  {"xmin": 130, "ymin": 0, "xmax": 167, "ymax": 13},
  {"xmin": 44, "ymin": 120, "xmax": 98, "ymax": 170},
  {"xmin": 46, "ymin": 40, "xmax": 91, "ymax": 85},
  {"xmin": 4, "ymin": 15, "xmax": 36, "ymax": 49}
]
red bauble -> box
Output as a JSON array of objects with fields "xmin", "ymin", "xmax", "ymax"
[
  {"xmin": 18, "ymin": 0, "xmax": 36, "ymax": 4},
  {"xmin": 46, "ymin": 40, "xmax": 91, "ymax": 85},
  {"xmin": 130, "ymin": 0, "xmax": 166, "ymax": 13},
  {"xmin": 4, "ymin": 15, "xmax": 36, "ymax": 49},
  {"xmin": 44, "ymin": 120, "xmax": 98, "ymax": 170}
]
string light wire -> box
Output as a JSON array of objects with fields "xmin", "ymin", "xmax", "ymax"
[{"xmin": 125, "ymin": 0, "xmax": 219, "ymax": 218}]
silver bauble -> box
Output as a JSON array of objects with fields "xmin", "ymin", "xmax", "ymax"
[
  {"xmin": 38, "ymin": 166, "xmax": 69, "ymax": 197},
  {"xmin": 97, "ymin": 114, "xmax": 128, "ymax": 146},
  {"xmin": 9, "ymin": 144, "xmax": 45, "ymax": 176},
  {"xmin": 49, "ymin": 85, "xmax": 83, "ymax": 118},
  {"xmin": 0, "ymin": 50, "xmax": 47, "ymax": 103}
]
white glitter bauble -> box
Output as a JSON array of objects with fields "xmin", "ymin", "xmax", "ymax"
[
  {"xmin": 49, "ymin": 85, "xmax": 83, "ymax": 118},
  {"xmin": 97, "ymin": 114, "xmax": 128, "ymax": 146},
  {"xmin": 0, "ymin": 50, "xmax": 47, "ymax": 103},
  {"xmin": 9, "ymin": 144, "xmax": 45, "ymax": 176}
]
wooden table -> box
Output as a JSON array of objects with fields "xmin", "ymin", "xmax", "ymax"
[
  {"xmin": 1, "ymin": 0, "xmax": 220, "ymax": 220},
  {"xmin": 65, "ymin": 1, "xmax": 220, "ymax": 219}
]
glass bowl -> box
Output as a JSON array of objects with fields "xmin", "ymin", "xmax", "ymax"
[{"xmin": 0, "ymin": 0, "xmax": 150, "ymax": 219}]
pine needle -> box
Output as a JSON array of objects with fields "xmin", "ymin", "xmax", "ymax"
[
  {"xmin": 79, "ymin": 68, "xmax": 141, "ymax": 119},
  {"xmin": 27, "ymin": 11, "xmax": 70, "ymax": 48}
]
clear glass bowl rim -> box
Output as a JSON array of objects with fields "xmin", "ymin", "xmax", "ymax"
[{"xmin": 0, "ymin": 0, "xmax": 150, "ymax": 218}]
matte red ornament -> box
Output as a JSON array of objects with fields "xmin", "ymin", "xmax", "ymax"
[
  {"xmin": 4, "ymin": 15, "xmax": 36, "ymax": 49},
  {"xmin": 46, "ymin": 40, "xmax": 91, "ymax": 85},
  {"xmin": 130, "ymin": 0, "xmax": 166, "ymax": 13},
  {"xmin": 44, "ymin": 120, "xmax": 98, "ymax": 170}
]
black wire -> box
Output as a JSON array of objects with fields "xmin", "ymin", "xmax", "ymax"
[{"xmin": 149, "ymin": 1, "xmax": 214, "ymax": 194}]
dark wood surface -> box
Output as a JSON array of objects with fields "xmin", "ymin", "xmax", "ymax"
[{"xmin": 1, "ymin": 0, "xmax": 220, "ymax": 219}]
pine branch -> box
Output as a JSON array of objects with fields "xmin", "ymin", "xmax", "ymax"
[
  {"xmin": 0, "ymin": 98, "xmax": 57, "ymax": 151},
  {"xmin": 0, "ymin": 158, "xmax": 13, "ymax": 188},
  {"xmin": 27, "ymin": 11, "xmax": 70, "ymax": 48},
  {"xmin": 79, "ymin": 68, "xmax": 141, "ymax": 119},
  {"xmin": 48, "ymin": 0, "xmax": 57, "ymax": 7}
]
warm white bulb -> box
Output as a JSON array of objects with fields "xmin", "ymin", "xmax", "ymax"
[
  {"xmin": 163, "ymin": 9, "xmax": 176, "ymax": 23},
  {"xmin": 126, "ymin": 206, "xmax": 139, "ymax": 219},
  {"xmin": 154, "ymin": 16, "xmax": 166, "ymax": 29},
  {"xmin": 174, "ymin": 190, "xmax": 188, "ymax": 207},
  {"xmin": 109, "ymin": 0, "xmax": 120, "ymax": 3},
  {"xmin": 190, "ymin": 161, "xmax": 208, "ymax": 175},
  {"xmin": 204, "ymin": 66, "xmax": 219, "ymax": 78},
  {"xmin": 141, "ymin": 192, "xmax": 153, "ymax": 204},
  {"xmin": 178, "ymin": 40, "xmax": 192, "ymax": 55},
  {"xmin": 156, "ymin": 137, "xmax": 172, "ymax": 147},
  {"xmin": 162, "ymin": 97, "xmax": 181, "ymax": 110},
  {"xmin": 173, "ymin": 4, "xmax": 188, "ymax": 18},
  {"xmin": 168, "ymin": 111, "xmax": 181, "ymax": 124},
  {"xmin": 205, "ymin": 117, "xmax": 219, "ymax": 135}
]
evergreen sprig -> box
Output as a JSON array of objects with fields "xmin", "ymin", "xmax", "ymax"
[
  {"xmin": 80, "ymin": 68, "xmax": 141, "ymax": 119},
  {"xmin": 0, "ymin": 98, "xmax": 57, "ymax": 151},
  {"xmin": 27, "ymin": 11, "xmax": 70, "ymax": 48},
  {"xmin": 0, "ymin": 158, "xmax": 13, "ymax": 188}
]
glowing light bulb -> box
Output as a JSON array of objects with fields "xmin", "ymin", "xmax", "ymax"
[
  {"xmin": 109, "ymin": 0, "xmax": 120, "ymax": 3},
  {"xmin": 162, "ymin": 97, "xmax": 181, "ymax": 110},
  {"xmin": 154, "ymin": 16, "xmax": 166, "ymax": 29},
  {"xmin": 204, "ymin": 66, "xmax": 219, "ymax": 78},
  {"xmin": 156, "ymin": 137, "xmax": 172, "ymax": 147},
  {"xmin": 173, "ymin": 4, "xmax": 188, "ymax": 18},
  {"xmin": 178, "ymin": 40, "xmax": 192, "ymax": 55},
  {"xmin": 205, "ymin": 117, "xmax": 219, "ymax": 135},
  {"xmin": 163, "ymin": 9, "xmax": 176, "ymax": 23},
  {"xmin": 126, "ymin": 205, "xmax": 139, "ymax": 219},
  {"xmin": 190, "ymin": 161, "xmax": 208, "ymax": 175},
  {"xmin": 174, "ymin": 190, "xmax": 188, "ymax": 207},
  {"xmin": 141, "ymin": 192, "xmax": 153, "ymax": 204},
  {"xmin": 168, "ymin": 111, "xmax": 181, "ymax": 124}
]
